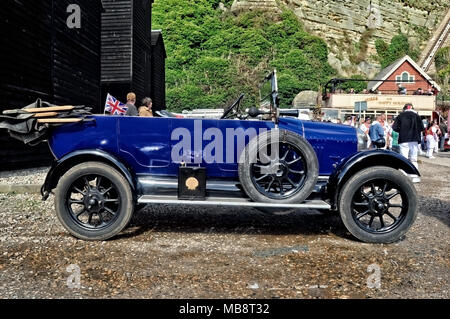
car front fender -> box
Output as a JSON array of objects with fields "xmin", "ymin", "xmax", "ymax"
[
  {"xmin": 326, "ymin": 150, "xmax": 420, "ymax": 210},
  {"xmin": 41, "ymin": 149, "xmax": 136, "ymax": 201}
]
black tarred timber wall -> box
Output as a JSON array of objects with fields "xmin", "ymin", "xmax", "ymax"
[
  {"xmin": 101, "ymin": 0, "xmax": 154, "ymax": 107},
  {"xmin": 101, "ymin": 0, "xmax": 133, "ymax": 84},
  {"xmin": 52, "ymin": 0, "xmax": 102, "ymax": 108},
  {"xmin": 0, "ymin": 0, "xmax": 103, "ymax": 169},
  {"xmin": 0, "ymin": 0, "xmax": 166, "ymax": 170},
  {"xmin": 151, "ymin": 31, "xmax": 166, "ymax": 112}
]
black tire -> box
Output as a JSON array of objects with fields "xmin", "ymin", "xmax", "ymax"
[
  {"xmin": 238, "ymin": 129, "xmax": 319, "ymax": 203},
  {"xmin": 338, "ymin": 166, "xmax": 418, "ymax": 243},
  {"xmin": 54, "ymin": 162, "xmax": 134, "ymax": 241}
]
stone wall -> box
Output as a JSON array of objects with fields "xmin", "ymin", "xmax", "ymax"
[{"xmin": 231, "ymin": 0, "xmax": 281, "ymax": 14}]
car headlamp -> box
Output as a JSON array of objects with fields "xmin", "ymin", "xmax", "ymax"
[{"xmin": 357, "ymin": 128, "xmax": 368, "ymax": 151}]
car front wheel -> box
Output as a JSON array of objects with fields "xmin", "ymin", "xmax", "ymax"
[
  {"xmin": 54, "ymin": 162, "xmax": 134, "ymax": 241},
  {"xmin": 338, "ymin": 166, "xmax": 418, "ymax": 243}
]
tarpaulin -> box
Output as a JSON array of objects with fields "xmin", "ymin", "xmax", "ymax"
[{"xmin": 0, "ymin": 99, "xmax": 94, "ymax": 145}]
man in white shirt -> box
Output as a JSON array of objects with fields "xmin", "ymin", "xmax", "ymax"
[{"xmin": 359, "ymin": 117, "xmax": 371, "ymax": 148}]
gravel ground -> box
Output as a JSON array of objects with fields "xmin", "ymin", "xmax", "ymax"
[
  {"xmin": 0, "ymin": 167, "xmax": 49, "ymax": 185},
  {"xmin": 0, "ymin": 159, "xmax": 448, "ymax": 299}
]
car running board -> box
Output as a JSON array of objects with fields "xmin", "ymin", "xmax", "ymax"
[{"xmin": 138, "ymin": 195, "xmax": 331, "ymax": 209}]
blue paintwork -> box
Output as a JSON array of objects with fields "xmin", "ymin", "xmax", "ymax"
[{"xmin": 48, "ymin": 115, "xmax": 358, "ymax": 179}]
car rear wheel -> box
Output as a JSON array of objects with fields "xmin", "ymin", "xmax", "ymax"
[
  {"xmin": 54, "ymin": 162, "xmax": 134, "ymax": 241},
  {"xmin": 338, "ymin": 166, "xmax": 418, "ymax": 243},
  {"xmin": 238, "ymin": 129, "xmax": 319, "ymax": 204}
]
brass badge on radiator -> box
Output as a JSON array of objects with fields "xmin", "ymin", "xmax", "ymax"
[{"xmin": 185, "ymin": 177, "xmax": 199, "ymax": 191}]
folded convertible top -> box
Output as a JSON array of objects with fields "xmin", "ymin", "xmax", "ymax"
[{"xmin": 0, "ymin": 99, "xmax": 94, "ymax": 145}]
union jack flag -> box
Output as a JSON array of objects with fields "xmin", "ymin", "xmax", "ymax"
[{"xmin": 104, "ymin": 93, "xmax": 128, "ymax": 115}]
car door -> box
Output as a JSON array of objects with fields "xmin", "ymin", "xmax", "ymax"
[
  {"xmin": 118, "ymin": 116, "xmax": 172, "ymax": 175},
  {"xmin": 169, "ymin": 117, "xmax": 221, "ymax": 176}
]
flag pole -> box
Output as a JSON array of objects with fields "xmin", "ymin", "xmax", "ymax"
[{"xmin": 104, "ymin": 93, "xmax": 108, "ymax": 115}]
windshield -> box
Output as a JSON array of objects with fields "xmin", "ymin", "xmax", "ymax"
[{"xmin": 259, "ymin": 70, "xmax": 279, "ymax": 110}]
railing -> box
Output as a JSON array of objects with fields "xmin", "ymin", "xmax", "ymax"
[
  {"xmin": 420, "ymin": 10, "xmax": 450, "ymax": 72},
  {"xmin": 331, "ymin": 90, "xmax": 436, "ymax": 96},
  {"xmin": 323, "ymin": 93, "xmax": 436, "ymax": 112}
]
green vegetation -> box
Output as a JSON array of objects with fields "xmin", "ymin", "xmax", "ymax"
[
  {"xmin": 375, "ymin": 34, "xmax": 419, "ymax": 69},
  {"xmin": 349, "ymin": 29, "xmax": 375, "ymax": 65},
  {"xmin": 153, "ymin": 0, "xmax": 335, "ymax": 111},
  {"xmin": 435, "ymin": 47, "xmax": 450, "ymax": 100},
  {"xmin": 339, "ymin": 75, "xmax": 368, "ymax": 93},
  {"xmin": 435, "ymin": 47, "xmax": 450, "ymax": 71}
]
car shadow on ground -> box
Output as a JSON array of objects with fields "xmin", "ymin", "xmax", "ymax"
[
  {"xmin": 417, "ymin": 196, "xmax": 450, "ymax": 228},
  {"xmin": 116, "ymin": 205, "xmax": 354, "ymax": 241}
]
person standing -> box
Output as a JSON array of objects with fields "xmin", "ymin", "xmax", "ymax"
[
  {"xmin": 359, "ymin": 117, "xmax": 372, "ymax": 148},
  {"xmin": 125, "ymin": 92, "xmax": 138, "ymax": 116},
  {"xmin": 386, "ymin": 118, "xmax": 394, "ymax": 150},
  {"xmin": 392, "ymin": 103, "xmax": 423, "ymax": 169},
  {"xmin": 425, "ymin": 123, "xmax": 439, "ymax": 158},
  {"xmin": 432, "ymin": 121, "xmax": 441, "ymax": 154},
  {"xmin": 343, "ymin": 116, "xmax": 353, "ymax": 126},
  {"xmin": 439, "ymin": 120, "xmax": 448, "ymax": 151},
  {"xmin": 369, "ymin": 115, "xmax": 385, "ymax": 149},
  {"xmin": 379, "ymin": 114, "xmax": 389, "ymax": 149}
]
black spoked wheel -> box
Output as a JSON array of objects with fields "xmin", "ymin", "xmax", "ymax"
[
  {"xmin": 250, "ymin": 143, "xmax": 307, "ymax": 200},
  {"xmin": 55, "ymin": 162, "xmax": 134, "ymax": 241},
  {"xmin": 351, "ymin": 180, "xmax": 407, "ymax": 234},
  {"xmin": 66, "ymin": 174, "xmax": 121, "ymax": 230},
  {"xmin": 339, "ymin": 166, "xmax": 418, "ymax": 243},
  {"xmin": 239, "ymin": 130, "xmax": 318, "ymax": 204}
]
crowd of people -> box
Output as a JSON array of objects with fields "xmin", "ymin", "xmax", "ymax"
[
  {"xmin": 339, "ymin": 104, "xmax": 448, "ymax": 168},
  {"xmin": 337, "ymin": 85, "xmax": 437, "ymax": 96}
]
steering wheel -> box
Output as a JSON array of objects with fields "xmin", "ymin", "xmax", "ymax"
[{"xmin": 221, "ymin": 93, "xmax": 245, "ymax": 119}]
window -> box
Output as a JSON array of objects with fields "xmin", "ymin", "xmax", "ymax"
[{"xmin": 396, "ymin": 71, "xmax": 414, "ymax": 84}]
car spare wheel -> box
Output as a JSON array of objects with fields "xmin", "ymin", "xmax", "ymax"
[{"xmin": 238, "ymin": 129, "xmax": 319, "ymax": 204}]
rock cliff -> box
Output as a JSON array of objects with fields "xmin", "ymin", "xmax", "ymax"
[{"xmin": 230, "ymin": 0, "xmax": 449, "ymax": 78}]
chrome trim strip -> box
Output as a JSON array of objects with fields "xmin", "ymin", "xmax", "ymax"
[{"xmin": 138, "ymin": 195, "xmax": 331, "ymax": 209}]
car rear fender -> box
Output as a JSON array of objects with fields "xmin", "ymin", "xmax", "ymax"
[
  {"xmin": 41, "ymin": 150, "xmax": 136, "ymax": 201},
  {"xmin": 327, "ymin": 150, "xmax": 420, "ymax": 210}
]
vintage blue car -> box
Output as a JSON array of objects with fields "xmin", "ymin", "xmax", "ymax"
[{"xmin": 40, "ymin": 71, "xmax": 420, "ymax": 243}]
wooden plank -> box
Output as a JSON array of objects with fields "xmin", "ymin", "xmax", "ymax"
[
  {"xmin": 37, "ymin": 118, "xmax": 82, "ymax": 123},
  {"xmin": 33, "ymin": 112, "xmax": 58, "ymax": 118},
  {"xmin": 23, "ymin": 106, "xmax": 74, "ymax": 113}
]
